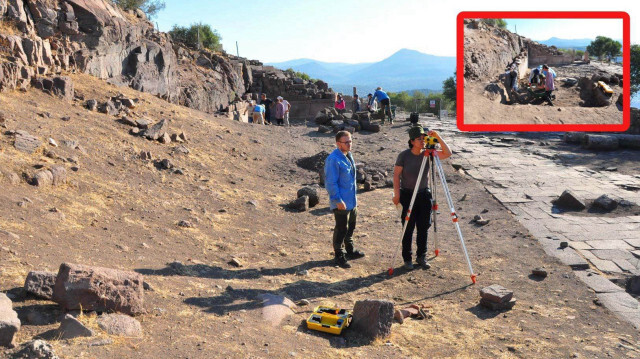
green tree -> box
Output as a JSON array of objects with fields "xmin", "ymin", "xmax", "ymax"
[
  {"xmin": 169, "ymin": 23, "xmax": 222, "ymax": 51},
  {"xmin": 284, "ymin": 68, "xmax": 311, "ymax": 81},
  {"xmin": 631, "ymin": 44, "xmax": 640, "ymax": 97},
  {"xmin": 442, "ymin": 75, "xmax": 456, "ymax": 107},
  {"xmin": 481, "ymin": 18, "xmax": 507, "ymax": 29},
  {"xmin": 113, "ymin": 0, "xmax": 165, "ymax": 19},
  {"xmin": 587, "ymin": 36, "xmax": 621, "ymax": 61}
]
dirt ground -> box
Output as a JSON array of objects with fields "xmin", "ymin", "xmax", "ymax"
[
  {"xmin": 2, "ymin": 74, "xmax": 640, "ymax": 358},
  {"xmin": 463, "ymin": 61, "xmax": 624, "ymax": 125}
]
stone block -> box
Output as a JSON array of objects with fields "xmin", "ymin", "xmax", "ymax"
[
  {"xmin": 479, "ymin": 284, "xmax": 513, "ymax": 303},
  {"xmin": 351, "ymin": 299, "xmax": 394, "ymax": 340},
  {"xmin": 58, "ymin": 314, "xmax": 93, "ymax": 339},
  {"xmin": 24, "ymin": 271, "xmax": 57, "ymax": 300},
  {"xmin": 52, "ymin": 263, "xmax": 145, "ymax": 315}
]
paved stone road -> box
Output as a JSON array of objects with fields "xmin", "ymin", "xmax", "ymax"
[{"xmin": 429, "ymin": 118, "xmax": 640, "ymax": 328}]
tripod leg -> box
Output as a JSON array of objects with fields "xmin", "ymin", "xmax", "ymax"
[
  {"xmin": 388, "ymin": 153, "xmax": 430, "ymax": 276},
  {"xmin": 430, "ymin": 154, "xmax": 439, "ymax": 256},
  {"xmin": 433, "ymin": 154, "xmax": 477, "ymax": 284}
]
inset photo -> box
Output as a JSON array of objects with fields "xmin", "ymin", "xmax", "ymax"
[{"xmin": 457, "ymin": 12, "xmax": 630, "ymax": 131}]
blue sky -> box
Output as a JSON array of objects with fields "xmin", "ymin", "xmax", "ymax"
[{"xmin": 154, "ymin": 1, "xmax": 639, "ymax": 63}]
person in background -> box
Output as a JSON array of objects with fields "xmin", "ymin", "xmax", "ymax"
[
  {"xmin": 252, "ymin": 102, "xmax": 266, "ymax": 125},
  {"xmin": 542, "ymin": 64, "xmax": 556, "ymax": 106},
  {"xmin": 372, "ymin": 86, "xmax": 393, "ymax": 124},
  {"xmin": 324, "ymin": 131, "xmax": 365, "ymax": 268},
  {"xmin": 282, "ymin": 97, "xmax": 291, "ymax": 126},
  {"xmin": 275, "ymin": 96, "xmax": 286, "ymax": 126},
  {"xmin": 260, "ymin": 93, "xmax": 274, "ymax": 124},
  {"xmin": 243, "ymin": 99, "xmax": 255, "ymax": 123},
  {"xmin": 335, "ymin": 94, "xmax": 346, "ymax": 114},
  {"xmin": 366, "ymin": 93, "xmax": 377, "ymax": 113},
  {"xmin": 353, "ymin": 94, "xmax": 361, "ymax": 112}
]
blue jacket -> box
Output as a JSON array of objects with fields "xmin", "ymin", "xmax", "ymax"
[
  {"xmin": 372, "ymin": 89, "xmax": 389, "ymax": 102},
  {"xmin": 324, "ymin": 148, "xmax": 357, "ymax": 210}
]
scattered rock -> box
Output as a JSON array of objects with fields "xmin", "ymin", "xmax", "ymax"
[
  {"xmin": 47, "ymin": 138, "xmax": 57, "ymax": 147},
  {"xmin": 480, "ymin": 284, "xmax": 513, "ymax": 303},
  {"xmin": 229, "ymin": 257, "xmax": 243, "ymax": 267},
  {"xmin": 553, "ymin": 190, "xmax": 586, "ymax": 211},
  {"xmin": 171, "ymin": 133, "xmax": 184, "ymax": 143},
  {"xmin": 177, "ymin": 220, "xmax": 193, "ymax": 228},
  {"xmin": 287, "ymin": 195, "xmax": 309, "ymax": 212},
  {"xmin": 160, "ymin": 159, "xmax": 173, "ymax": 170},
  {"xmin": 140, "ymin": 151, "xmax": 152, "ymax": 161},
  {"xmin": 14, "ymin": 130, "xmax": 41, "ymax": 153},
  {"xmin": 159, "ymin": 132, "xmax": 171, "ymax": 144},
  {"xmin": 472, "ymin": 215, "xmax": 490, "ymax": 226},
  {"xmin": 58, "ymin": 314, "xmax": 94, "ymax": 339},
  {"xmin": 97, "ymin": 314, "xmax": 142, "ymax": 337},
  {"xmin": 0, "ymin": 293, "xmax": 20, "ymax": 348},
  {"xmin": 24, "ymin": 271, "xmax": 57, "ymax": 300},
  {"xmin": 142, "ymin": 119, "xmax": 168, "ymax": 140},
  {"xmin": 480, "ymin": 284, "xmax": 516, "ymax": 310},
  {"xmin": 52, "ymin": 263, "xmax": 145, "ymax": 315},
  {"xmin": 531, "ymin": 268, "xmax": 548, "ymax": 278},
  {"xmin": 351, "ymin": 299, "xmax": 394, "ymax": 340},
  {"xmin": 135, "ymin": 118, "xmax": 151, "ymax": 129},
  {"xmin": 119, "ymin": 116, "xmax": 137, "ymax": 127},
  {"xmin": 85, "ymin": 99, "xmax": 98, "ymax": 111},
  {"xmin": 33, "ymin": 170, "xmax": 53, "ymax": 187},
  {"xmin": 297, "ymin": 186, "xmax": 319, "ymax": 207},
  {"xmin": 296, "ymin": 299, "xmax": 310, "ymax": 306},
  {"xmin": 592, "ymin": 194, "xmax": 618, "ymax": 211},
  {"xmin": 12, "ymin": 340, "xmax": 59, "ymax": 359},
  {"xmin": 560, "ymin": 241, "xmax": 569, "ymax": 249},
  {"xmin": 49, "ymin": 166, "xmax": 67, "ymax": 186},
  {"xmin": 259, "ymin": 294, "xmax": 295, "ymax": 326}
]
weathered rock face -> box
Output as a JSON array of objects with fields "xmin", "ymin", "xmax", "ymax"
[
  {"xmin": 1, "ymin": 0, "xmax": 332, "ymax": 117},
  {"xmin": 24, "ymin": 271, "xmax": 57, "ymax": 300},
  {"xmin": 52, "ymin": 262, "xmax": 145, "ymax": 315}
]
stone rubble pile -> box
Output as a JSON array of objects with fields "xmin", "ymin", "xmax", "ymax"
[{"xmin": 314, "ymin": 107, "xmax": 381, "ymax": 134}]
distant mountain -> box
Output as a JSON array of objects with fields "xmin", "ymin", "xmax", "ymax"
[
  {"xmin": 538, "ymin": 37, "xmax": 623, "ymax": 51},
  {"xmin": 267, "ymin": 48, "xmax": 455, "ymax": 94}
]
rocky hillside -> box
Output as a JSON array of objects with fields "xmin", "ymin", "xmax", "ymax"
[{"xmin": 0, "ymin": 0, "xmax": 333, "ymax": 114}]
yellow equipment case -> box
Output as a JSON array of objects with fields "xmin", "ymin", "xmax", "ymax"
[{"xmin": 306, "ymin": 306, "xmax": 352, "ymax": 335}]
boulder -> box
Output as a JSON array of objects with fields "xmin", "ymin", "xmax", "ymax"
[
  {"xmin": 287, "ymin": 195, "xmax": 309, "ymax": 212},
  {"xmin": 58, "ymin": 314, "xmax": 93, "ymax": 339},
  {"xmin": 119, "ymin": 116, "xmax": 137, "ymax": 127},
  {"xmin": 158, "ymin": 132, "xmax": 171, "ymax": 144},
  {"xmin": 98, "ymin": 100, "xmax": 119, "ymax": 115},
  {"xmin": 52, "ymin": 263, "xmax": 145, "ymax": 315},
  {"xmin": 297, "ymin": 186, "xmax": 319, "ymax": 207},
  {"xmin": 51, "ymin": 76, "xmax": 74, "ymax": 101},
  {"xmin": 592, "ymin": 194, "xmax": 618, "ymax": 211},
  {"xmin": 85, "ymin": 99, "xmax": 98, "ymax": 111},
  {"xmin": 97, "ymin": 314, "xmax": 142, "ymax": 337},
  {"xmin": 24, "ymin": 271, "xmax": 57, "ymax": 300},
  {"xmin": 553, "ymin": 190, "xmax": 586, "ymax": 211},
  {"xmin": 49, "ymin": 165, "xmax": 67, "ymax": 186},
  {"xmin": 135, "ymin": 118, "xmax": 151, "ymax": 129},
  {"xmin": 361, "ymin": 121, "xmax": 381, "ymax": 133},
  {"xmin": 351, "ymin": 299, "xmax": 394, "ymax": 340},
  {"xmin": 142, "ymin": 119, "xmax": 168, "ymax": 140},
  {"xmin": 14, "ymin": 130, "xmax": 41, "ymax": 153},
  {"xmin": 33, "ymin": 170, "xmax": 53, "ymax": 187},
  {"xmin": 479, "ymin": 284, "xmax": 513, "ymax": 303},
  {"xmin": 0, "ymin": 293, "xmax": 20, "ymax": 348}
]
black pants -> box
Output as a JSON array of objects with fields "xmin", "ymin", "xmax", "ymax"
[
  {"xmin": 333, "ymin": 207, "xmax": 357, "ymax": 258},
  {"xmin": 400, "ymin": 189, "xmax": 432, "ymax": 262},
  {"xmin": 276, "ymin": 118, "xmax": 284, "ymax": 125},
  {"xmin": 544, "ymin": 90, "xmax": 553, "ymax": 105},
  {"xmin": 380, "ymin": 98, "xmax": 392, "ymax": 122}
]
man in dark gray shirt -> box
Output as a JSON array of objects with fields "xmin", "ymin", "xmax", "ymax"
[{"xmin": 392, "ymin": 125, "xmax": 451, "ymax": 270}]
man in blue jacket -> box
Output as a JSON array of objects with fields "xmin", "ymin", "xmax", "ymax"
[
  {"xmin": 372, "ymin": 86, "xmax": 393, "ymax": 124},
  {"xmin": 324, "ymin": 131, "xmax": 365, "ymax": 268}
]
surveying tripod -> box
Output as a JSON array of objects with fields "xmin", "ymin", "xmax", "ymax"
[{"xmin": 388, "ymin": 136, "xmax": 477, "ymax": 284}]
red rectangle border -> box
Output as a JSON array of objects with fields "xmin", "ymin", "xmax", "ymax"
[{"xmin": 456, "ymin": 11, "xmax": 630, "ymax": 132}]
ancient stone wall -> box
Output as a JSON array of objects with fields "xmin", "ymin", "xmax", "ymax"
[{"xmin": 527, "ymin": 41, "xmax": 574, "ymax": 67}]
